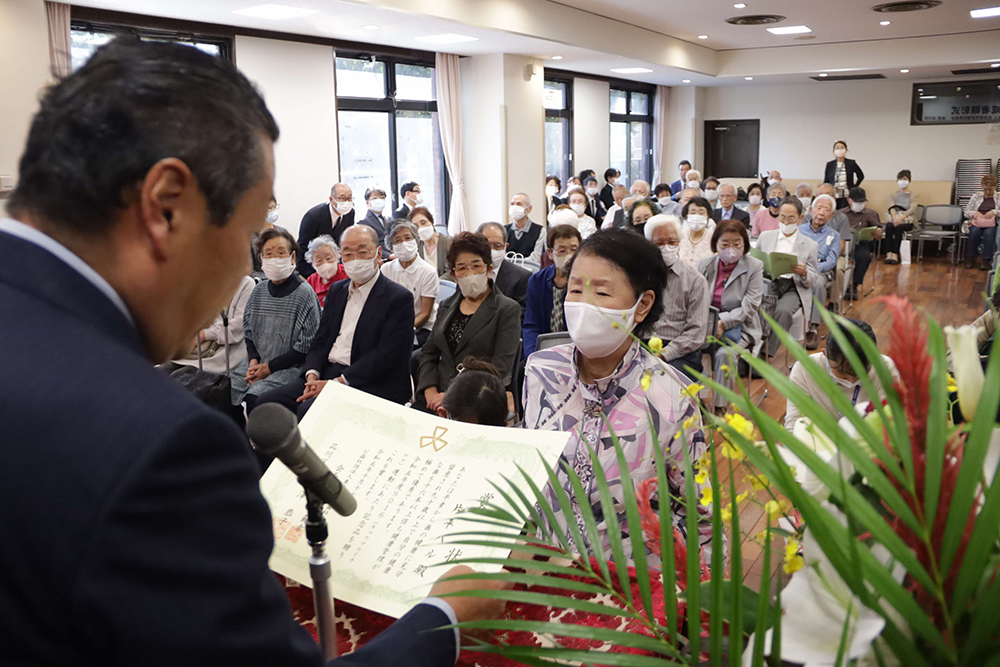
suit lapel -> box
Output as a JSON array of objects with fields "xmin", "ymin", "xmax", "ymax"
[
  {"xmin": 455, "ymin": 291, "xmax": 497, "ymax": 356},
  {"xmin": 327, "ymin": 281, "xmax": 350, "ymax": 344},
  {"xmin": 351, "ymin": 275, "xmax": 384, "ymax": 352}
]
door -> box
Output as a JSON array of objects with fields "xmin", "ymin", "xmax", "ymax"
[{"xmin": 704, "ymin": 119, "xmax": 759, "ymax": 178}]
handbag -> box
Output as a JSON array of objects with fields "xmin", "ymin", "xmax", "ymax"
[{"xmin": 169, "ymin": 310, "xmax": 233, "ymax": 413}]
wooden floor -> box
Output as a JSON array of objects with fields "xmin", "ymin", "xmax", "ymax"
[{"xmin": 718, "ymin": 253, "xmax": 991, "ymax": 590}]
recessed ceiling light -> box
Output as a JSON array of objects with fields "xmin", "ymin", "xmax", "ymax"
[
  {"xmin": 992, "ymin": 62, "xmax": 1000, "ymax": 67},
  {"xmin": 818, "ymin": 72, "xmax": 828, "ymax": 77},
  {"xmin": 745, "ymin": 76, "xmax": 754, "ymax": 80},
  {"xmin": 971, "ymin": 6, "xmax": 1000, "ymax": 18},
  {"xmin": 611, "ymin": 67, "xmax": 654, "ymax": 74},
  {"xmin": 698, "ymin": 34, "xmax": 709, "ymax": 39},
  {"xmin": 232, "ymin": 3, "xmax": 318, "ymax": 19},
  {"xmin": 900, "ymin": 69, "xmax": 910, "ymax": 73},
  {"xmin": 767, "ymin": 25, "xmax": 812, "ymax": 35},
  {"xmin": 919, "ymin": 95, "xmax": 937, "ymax": 99},
  {"xmin": 682, "ymin": 79, "xmax": 691, "ymax": 83},
  {"xmin": 734, "ymin": 2, "xmax": 746, "ymax": 7},
  {"xmin": 550, "ymin": 55, "xmax": 563, "ymax": 60},
  {"xmin": 880, "ymin": 20, "xmax": 891, "ymax": 25},
  {"xmin": 413, "ymin": 33, "xmax": 479, "ymax": 44},
  {"xmin": 362, "ymin": 24, "xmax": 379, "ymax": 30}
]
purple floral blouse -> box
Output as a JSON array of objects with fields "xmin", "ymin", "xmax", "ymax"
[{"xmin": 523, "ymin": 340, "xmax": 711, "ymax": 566}]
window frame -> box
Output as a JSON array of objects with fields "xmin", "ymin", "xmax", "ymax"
[
  {"xmin": 544, "ymin": 75, "xmax": 574, "ymax": 183},
  {"xmin": 609, "ymin": 82, "xmax": 655, "ymax": 185},
  {"xmin": 70, "ymin": 18, "xmax": 233, "ymax": 62}
]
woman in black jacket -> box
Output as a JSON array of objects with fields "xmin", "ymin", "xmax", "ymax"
[{"xmin": 823, "ymin": 140, "xmax": 864, "ymax": 210}]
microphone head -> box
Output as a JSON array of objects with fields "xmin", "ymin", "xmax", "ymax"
[{"xmin": 246, "ymin": 403, "xmax": 299, "ymax": 456}]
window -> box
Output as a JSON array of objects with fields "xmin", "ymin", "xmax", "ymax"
[
  {"xmin": 336, "ymin": 56, "xmax": 447, "ymax": 219},
  {"xmin": 70, "ymin": 20, "xmax": 231, "ymax": 71},
  {"xmin": 610, "ymin": 85, "xmax": 654, "ymax": 186},
  {"xmin": 544, "ymin": 78, "xmax": 573, "ymax": 184}
]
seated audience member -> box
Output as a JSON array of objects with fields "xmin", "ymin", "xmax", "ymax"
[
  {"xmin": 583, "ymin": 176, "xmax": 607, "ymax": 221},
  {"xmin": 566, "ymin": 187, "xmax": 598, "ymax": 238},
  {"xmin": 711, "ymin": 182, "xmax": 750, "ymax": 226},
  {"xmin": 231, "ymin": 228, "xmax": 320, "ymax": 412},
  {"xmin": 885, "ymin": 169, "xmax": 919, "ymax": 265},
  {"xmin": 797, "ymin": 200, "xmax": 841, "ymax": 349},
  {"xmin": 438, "ymin": 357, "xmax": 508, "ymax": 427},
  {"xmin": 602, "ymin": 184, "xmax": 631, "ymax": 229},
  {"xmin": 296, "ymin": 183, "xmax": 355, "ymax": 276},
  {"xmin": 630, "ymin": 179, "xmax": 652, "ymax": 200},
  {"xmin": 964, "ymin": 174, "xmax": 999, "ymax": 270},
  {"xmin": 256, "ymin": 225, "xmax": 415, "ymax": 417},
  {"xmin": 751, "ymin": 182, "xmax": 787, "ymax": 236},
  {"xmin": 523, "ymin": 228, "xmax": 710, "ymax": 564},
  {"xmin": 825, "ymin": 140, "xmax": 864, "ymax": 209},
  {"xmin": 804, "ymin": 194, "xmax": 847, "ymax": 314},
  {"xmin": 304, "ymin": 235, "xmax": 348, "ymax": 308},
  {"xmin": 395, "ymin": 180, "xmax": 422, "ymax": 220},
  {"xmin": 844, "ymin": 187, "xmax": 884, "ymax": 300},
  {"xmin": 478, "ymin": 222, "xmax": 532, "ymax": 312},
  {"xmin": 763, "ymin": 170, "xmax": 783, "ymax": 192},
  {"xmin": 415, "ymin": 232, "xmax": 521, "ymax": 412},
  {"xmin": 703, "ymin": 176, "xmax": 720, "ymax": 207},
  {"xmin": 654, "ymin": 183, "xmax": 682, "ymax": 216},
  {"xmin": 523, "ymin": 224, "xmax": 582, "ymax": 357},
  {"xmin": 628, "ymin": 197, "xmax": 659, "ymax": 237},
  {"xmin": 784, "ymin": 318, "xmax": 898, "ymax": 429},
  {"xmin": 685, "ymin": 169, "xmax": 703, "ymax": 194},
  {"xmin": 360, "ymin": 187, "xmax": 393, "ymax": 255},
  {"xmin": 562, "ymin": 175, "xmax": 582, "ymax": 198},
  {"xmin": 795, "ymin": 182, "xmax": 813, "ymax": 212},
  {"xmin": 411, "ymin": 206, "xmax": 450, "ymax": 277},
  {"xmin": 671, "ymin": 159, "xmax": 692, "ymax": 195},
  {"xmin": 697, "ymin": 221, "xmax": 764, "ymax": 416},
  {"xmin": 676, "ymin": 186, "xmax": 699, "ymax": 211},
  {"xmin": 809, "ymin": 184, "xmax": 852, "ymax": 249},
  {"xmin": 381, "ymin": 220, "xmax": 439, "ymax": 348},
  {"xmin": 745, "ymin": 182, "xmax": 765, "ymax": 219},
  {"xmin": 757, "ymin": 198, "xmax": 820, "ymax": 357},
  {"xmin": 600, "ymin": 168, "xmax": 620, "ymax": 210},
  {"xmin": 545, "ymin": 174, "xmax": 564, "ymax": 213},
  {"xmin": 505, "ymin": 192, "xmax": 545, "ymax": 265},
  {"xmin": 578, "ymin": 168, "xmax": 596, "ymax": 183},
  {"xmin": 679, "ymin": 197, "xmax": 717, "ymax": 267},
  {"xmin": 645, "ymin": 215, "xmax": 710, "ymax": 378},
  {"xmin": 170, "ymin": 275, "xmax": 255, "ymax": 376},
  {"xmin": 250, "ymin": 196, "xmax": 281, "ymax": 280}
]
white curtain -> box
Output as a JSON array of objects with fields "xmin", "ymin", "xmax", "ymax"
[
  {"xmin": 653, "ymin": 85, "xmax": 670, "ymax": 185},
  {"xmin": 45, "ymin": 2, "xmax": 72, "ymax": 79},
  {"xmin": 434, "ymin": 53, "xmax": 469, "ymax": 234}
]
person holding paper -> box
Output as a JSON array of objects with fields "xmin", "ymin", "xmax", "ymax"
[
  {"xmin": 756, "ymin": 198, "xmax": 820, "ymax": 356},
  {"xmin": 798, "ymin": 204, "xmax": 841, "ymax": 349},
  {"xmin": 844, "ymin": 187, "xmax": 883, "ymax": 301}
]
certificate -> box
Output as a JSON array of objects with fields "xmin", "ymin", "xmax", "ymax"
[{"xmin": 259, "ymin": 381, "xmax": 569, "ymax": 618}]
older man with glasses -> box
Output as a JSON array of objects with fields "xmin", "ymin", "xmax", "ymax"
[
  {"xmin": 297, "ymin": 182, "xmax": 356, "ymax": 276},
  {"xmin": 710, "ymin": 182, "xmax": 750, "ymax": 226}
]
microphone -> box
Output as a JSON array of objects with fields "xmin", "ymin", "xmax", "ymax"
[{"xmin": 246, "ymin": 403, "xmax": 357, "ymax": 517}]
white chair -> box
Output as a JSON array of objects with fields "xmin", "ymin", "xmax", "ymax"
[{"xmin": 436, "ymin": 279, "xmax": 456, "ymax": 303}]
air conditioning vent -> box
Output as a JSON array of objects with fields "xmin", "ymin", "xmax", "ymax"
[
  {"xmin": 809, "ymin": 73, "xmax": 887, "ymax": 82},
  {"xmin": 952, "ymin": 67, "xmax": 1000, "ymax": 76},
  {"xmin": 725, "ymin": 14, "xmax": 786, "ymax": 26},
  {"xmin": 872, "ymin": 1, "xmax": 942, "ymax": 13}
]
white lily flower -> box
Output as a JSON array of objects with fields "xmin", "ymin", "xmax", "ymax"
[
  {"xmin": 945, "ymin": 324, "xmax": 984, "ymax": 421},
  {"xmin": 774, "ymin": 420, "xmax": 855, "ymax": 501}
]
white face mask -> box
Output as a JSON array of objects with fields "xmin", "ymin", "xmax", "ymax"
[
  {"xmin": 490, "ymin": 248, "xmax": 506, "ymax": 268},
  {"xmin": 334, "ymin": 200, "xmax": 353, "ymax": 216},
  {"xmin": 368, "ymin": 198, "xmax": 386, "ymax": 213},
  {"xmin": 660, "ymin": 243, "xmax": 680, "ymax": 266},
  {"xmin": 609, "ymin": 178, "xmax": 618, "ymax": 186},
  {"xmin": 834, "ymin": 148, "xmax": 847, "ymax": 158},
  {"xmin": 687, "ymin": 214, "xmax": 708, "ymax": 231},
  {"xmin": 546, "ymin": 185, "xmax": 558, "ymax": 197},
  {"xmin": 768, "ymin": 177, "xmax": 780, "ymax": 186},
  {"xmin": 343, "ymin": 257, "xmax": 378, "ymax": 284},
  {"xmin": 315, "ymin": 262, "xmax": 339, "ymax": 282},
  {"xmin": 565, "ymin": 298, "xmax": 641, "ymax": 359},
  {"xmin": 570, "ymin": 203, "xmax": 587, "ymax": 216},
  {"xmin": 748, "ymin": 194, "xmax": 763, "ymax": 206},
  {"xmin": 687, "ymin": 181, "xmax": 701, "ymax": 190},
  {"xmin": 265, "ymin": 210, "xmax": 280, "ymax": 225},
  {"xmin": 850, "ymin": 201, "xmax": 866, "ymax": 213},
  {"xmin": 780, "ymin": 223, "xmax": 799, "ymax": 237},
  {"xmin": 898, "ymin": 179, "xmax": 910, "ymax": 189},
  {"xmin": 393, "ymin": 239, "xmax": 418, "ymax": 262},
  {"xmin": 509, "ymin": 205, "xmax": 526, "ymax": 221},
  {"xmin": 586, "ymin": 186, "xmax": 599, "ymax": 196},
  {"xmin": 657, "ymin": 197, "xmax": 672, "ymax": 208},
  {"xmin": 553, "ymin": 253, "xmax": 573, "ymax": 272},
  {"xmin": 719, "ymin": 247, "xmax": 743, "ymax": 265},
  {"xmin": 798, "ymin": 196, "xmax": 812, "ymax": 210},
  {"xmin": 705, "ymin": 189, "xmax": 719, "ymax": 202},
  {"xmin": 417, "ymin": 225, "xmax": 435, "ymax": 242},
  {"xmin": 457, "ymin": 271, "xmax": 489, "ymax": 299},
  {"xmin": 261, "ymin": 257, "xmax": 294, "ymax": 282},
  {"xmin": 410, "ymin": 192, "xmax": 424, "ymax": 206}
]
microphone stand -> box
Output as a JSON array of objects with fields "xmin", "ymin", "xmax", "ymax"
[{"xmin": 302, "ymin": 483, "xmax": 339, "ymax": 660}]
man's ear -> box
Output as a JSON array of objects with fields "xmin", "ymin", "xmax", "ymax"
[
  {"xmin": 139, "ymin": 158, "xmax": 195, "ymax": 260},
  {"xmin": 435, "ymin": 406, "xmax": 448, "ymax": 418}
]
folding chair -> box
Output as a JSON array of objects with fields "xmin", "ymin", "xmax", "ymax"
[
  {"xmin": 754, "ymin": 291, "xmax": 779, "ymax": 407},
  {"xmin": 535, "ymin": 332, "xmax": 572, "ymax": 351},
  {"xmin": 912, "ymin": 205, "xmax": 963, "ymax": 263}
]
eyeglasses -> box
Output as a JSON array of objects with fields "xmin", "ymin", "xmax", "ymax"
[
  {"xmin": 454, "ymin": 261, "xmax": 486, "ymax": 273},
  {"xmin": 778, "ymin": 216, "xmax": 800, "ymax": 224},
  {"xmin": 340, "ymin": 248, "xmax": 375, "ymax": 261}
]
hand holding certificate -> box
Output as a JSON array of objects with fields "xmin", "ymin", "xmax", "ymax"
[{"xmin": 853, "ymin": 226, "xmax": 880, "ymax": 242}]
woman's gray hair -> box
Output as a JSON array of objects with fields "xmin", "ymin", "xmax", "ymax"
[
  {"xmin": 390, "ymin": 219, "xmax": 420, "ymax": 244},
  {"xmin": 305, "ymin": 234, "xmax": 338, "ymax": 265}
]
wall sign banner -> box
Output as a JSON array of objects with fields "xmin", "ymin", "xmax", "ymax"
[{"xmin": 912, "ymin": 79, "xmax": 1000, "ymax": 126}]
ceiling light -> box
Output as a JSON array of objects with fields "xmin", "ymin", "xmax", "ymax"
[
  {"xmin": 900, "ymin": 68, "xmax": 910, "ymax": 73},
  {"xmin": 818, "ymin": 72, "xmax": 828, "ymax": 77},
  {"xmin": 880, "ymin": 20, "xmax": 891, "ymax": 25},
  {"xmin": 698, "ymin": 34, "xmax": 709, "ymax": 39},
  {"xmin": 767, "ymin": 25, "xmax": 812, "ymax": 35},
  {"xmin": 413, "ymin": 33, "xmax": 479, "ymax": 44},
  {"xmin": 232, "ymin": 4, "xmax": 317, "ymax": 19},
  {"xmin": 734, "ymin": 2, "xmax": 747, "ymax": 7},
  {"xmin": 611, "ymin": 67, "xmax": 654, "ymax": 74},
  {"xmin": 362, "ymin": 24, "xmax": 379, "ymax": 30},
  {"xmin": 919, "ymin": 95, "xmax": 937, "ymax": 99},
  {"xmin": 550, "ymin": 55, "xmax": 563, "ymax": 60},
  {"xmin": 745, "ymin": 76, "xmax": 754, "ymax": 80},
  {"xmin": 682, "ymin": 79, "xmax": 691, "ymax": 83},
  {"xmin": 993, "ymin": 62, "xmax": 1000, "ymax": 67},
  {"xmin": 971, "ymin": 6, "xmax": 1000, "ymax": 18},
  {"xmin": 957, "ymin": 86, "xmax": 962, "ymax": 91}
]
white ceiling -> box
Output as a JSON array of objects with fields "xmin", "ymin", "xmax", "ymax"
[{"xmin": 70, "ymin": 0, "xmax": 1000, "ymax": 87}]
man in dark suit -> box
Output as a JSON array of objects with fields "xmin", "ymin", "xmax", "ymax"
[
  {"xmin": 710, "ymin": 182, "xmax": 751, "ymax": 227},
  {"xmin": 599, "ymin": 168, "xmax": 619, "ymax": 210},
  {"xmin": 394, "ymin": 181, "xmax": 422, "ymax": 220},
  {"xmin": 360, "ymin": 187, "xmax": 393, "ymax": 256},
  {"xmin": 583, "ymin": 176, "xmax": 607, "ymax": 222},
  {"xmin": 296, "ymin": 183, "xmax": 356, "ymax": 277},
  {"xmin": 0, "ymin": 39, "xmax": 503, "ymax": 667},
  {"xmin": 670, "ymin": 160, "xmax": 691, "ymax": 195},
  {"xmin": 258, "ymin": 226, "xmax": 414, "ymax": 416},
  {"xmin": 477, "ymin": 222, "xmax": 531, "ymax": 313}
]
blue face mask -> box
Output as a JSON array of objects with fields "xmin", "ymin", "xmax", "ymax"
[{"xmin": 768, "ymin": 196, "xmax": 783, "ymax": 208}]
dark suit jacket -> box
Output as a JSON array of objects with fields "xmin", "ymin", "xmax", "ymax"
[
  {"xmin": 415, "ymin": 282, "xmax": 522, "ymax": 398},
  {"xmin": 359, "ymin": 209, "xmax": 393, "ymax": 256},
  {"xmin": 599, "ymin": 183, "xmax": 615, "ymax": 210},
  {"xmin": 670, "ymin": 179, "xmax": 684, "ymax": 195},
  {"xmin": 586, "ymin": 196, "xmax": 607, "ymax": 223},
  {"xmin": 711, "ymin": 206, "xmax": 751, "ymax": 227},
  {"xmin": 297, "ymin": 202, "xmax": 356, "ymax": 277},
  {"xmin": 823, "ymin": 158, "xmax": 865, "ymax": 191},
  {"xmin": 303, "ymin": 274, "xmax": 414, "ymax": 404},
  {"xmin": 0, "ymin": 229, "xmax": 454, "ymax": 667},
  {"xmin": 394, "ymin": 202, "xmax": 411, "ymax": 221},
  {"xmin": 522, "ymin": 265, "xmax": 564, "ymax": 357},
  {"xmin": 494, "ymin": 259, "xmax": 531, "ymax": 313}
]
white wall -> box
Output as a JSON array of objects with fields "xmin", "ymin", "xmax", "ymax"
[
  {"xmin": 501, "ymin": 55, "xmax": 545, "ymax": 226},
  {"xmin": 665, "ymin": 85, "xmax": 697, "ymax": 182},
  {"xmin": 702, "ymin": 79, "xmax": 1000, "ymax": 182},
  {"xmin": 0, "ymin": 0, "xmax": 52, "ymax": 203},
  {"xmin": 461, "ymin": 54, "xmax": 505, "ymax": 226},
  {"xmin": 235, "ymin": 36, "xmax": 338, "ymax": 238},
  {"xmin": 573, "ymin": 78, "xmax": 610, "ymax": 180}
]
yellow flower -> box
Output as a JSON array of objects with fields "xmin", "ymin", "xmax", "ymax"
[
  {"xmin": 783, "ymin": 555, "xmax": 805, "ymax": 574},
  {"xmin": 700, "ymin": 486, "xmax": 713, "ymax": 506},
  {"xmin": 785, "ymin": 539, "xmax": 801, "ymax": 559},
  {"xmin": 681, "ymin": 383, "xmax": 705, "ymax": 400},
  {"xmin": 721, "ymin": 506, "xmax": 732, "ymax": 523},
  {"xmin": 682, "ymin": 415, "xmax": 699, "ymax": 431},
  {"xmin": 747, "ymin": 474, "xmax": 769, "ymax": 491},
  {"xmin": 611, "ymin": 320, "xmax": 620, "ymax": 329},
  {"xmin": 640, "ymin": 370, "xmax": 652, "ymax": 392},
  {"xmin": 752, "ymin": 530, "xmax": 768, "ymax": 546},
  {"xmin": 695, "ymin": 468, "xmax": 709, "ymax": 485},
  {"xmin": 724, "ymin": 412, "xmax": 755, "ymax": 441},
  {"xmin": 765, "ymin": 500, "xmax": 782, "ymax": 521},
  {"xmin": 721, "ymin": 440, "xmax": 746, "ymax": 461},
  {"xmin": 696, "ymin": 452, "xmax": 711, "ymax": 471},
  {"xmin": 947, "ymin": 373, "xmax": 958, "ymax": 394},
  {"xmin": 648, "ymin": 336, "xmax": 664, "ymax": 355},
  {"xmin": 735, "ymin": 491, "xmax": 750, "ymax": 504}
]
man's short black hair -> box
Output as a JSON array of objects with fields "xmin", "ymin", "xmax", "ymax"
[
  {"xmin": 827, "ymin": 318, "xmax": 877, "ymax": 372},
  {"xmin": 653, "ymin": 183, "xmax": 672, "ymax": 197},
  {"xmin": 578, "ymin": 169, "xmax": 596, "ymax": 182},
  {"xmin": 9, "ymin": 38, "xmax": 278, "ymax": 235},
  {"xmin": 400, "ymin": 181, "xmax": 419, "ymax": 198},
  {"xmin": 679, "ymin": 160, "xmax": 691, "ymax": 168},
  {"xmin": 584, "ymin": 176, "xmax": 598, "ymax": 186},
  {"xmin": 603, "ymin": 168, "xmax": 620, "ymax": 181}
]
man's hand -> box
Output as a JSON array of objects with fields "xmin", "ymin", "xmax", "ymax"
[
  {"xmin": 430, "ymin": 565, "xmax": 512, "ymax": 643},
  {"xmin": 297, "ymin": 378, "xmax": 329, "ymax": 402},
  {"xmin": 425, "ymin": 387, "xmax": 445, "ymax": 411},
  {"xmin": 874, "ymin": 228, "xmax": 885, "ymax": 240},
  {"xmin": 716, "ymin": 321, "xmax": 726, "ymax": 339},
  {"xmin": 792, "ymin": 263, "xmax": 807, "ymax": 277}
]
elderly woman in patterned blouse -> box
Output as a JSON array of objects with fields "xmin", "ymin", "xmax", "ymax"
[{"xmin": 522, "ymin": 228, "xmax": 712, "ymax": 565}]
